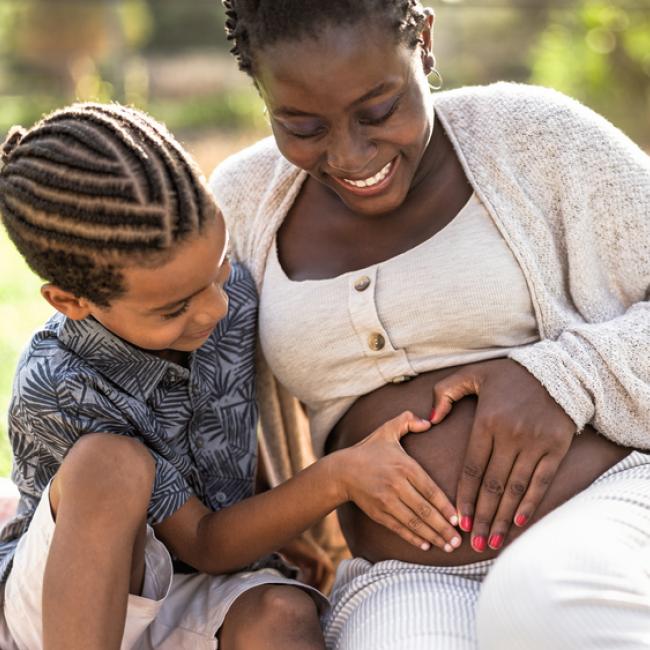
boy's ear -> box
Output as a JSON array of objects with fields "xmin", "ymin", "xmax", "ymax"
[{"xmin": 40, "ymin": 284, "xmax": 93, "ymax": 320}]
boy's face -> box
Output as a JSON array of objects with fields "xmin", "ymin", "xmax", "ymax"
[{"xmin": 46, "ymin": 214, "xmax": 231, "ymax": 355}]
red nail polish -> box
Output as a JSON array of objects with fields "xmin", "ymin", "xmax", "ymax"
[
  {"xmin": 488, "ymin": 534, "xmax": 503, "ymax": 549},
  {"xmin": 514, "ymin": 514, "xmax": 528, "ymax": 527},
  {"xmin": 460, "ymin": 515, "xmax": 473, "ymax": 532},
  {"xmin": 472, "ymin": 536, "xmax": 486, "ymax": 552},
  {"xmin": 429, "ymin": 408, "xmax": 436, "ymax": 421}
]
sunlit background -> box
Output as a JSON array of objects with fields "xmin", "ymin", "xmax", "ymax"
[{"xmin": 1, "ymin": 0, "xmax": 649, "ymax": 476}]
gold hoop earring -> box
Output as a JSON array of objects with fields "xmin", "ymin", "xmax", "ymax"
[
  {"xmin": 428, "ymin": 67, "xmax": 443, "ymax": 91},
  {"xmin": 423, "ymin": 51, "xmax": 443, "ymax": 91}
]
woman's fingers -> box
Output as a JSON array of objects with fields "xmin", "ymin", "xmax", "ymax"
[
  {"xmin": 468, "ymin": 446, "xmax": 516, "ymax": 552},
  {"xmin": 430, "ymin": 369, "xmax": 483, "ymax": 423},
  {"xmin": 485, "ymin": 454, "xmax": 534, "ymax": 549},
  {"xmin": 279, "ymin": 536, "xmax": 334, "ymax": 589},
  {"xmin": 384, "ymin": 410, "xmax": 432, "ymax": 441},
  {"xmin": 513, "ymin": 455, "xmax": 562, "ymax": 529},
  {"xmin": 456, "ymin": 423, "xmax": 493, "ymax": 533}
]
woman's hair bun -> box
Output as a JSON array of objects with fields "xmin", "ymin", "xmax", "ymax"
[{"xmin": 1, "ymin": 126, "xmax": 27, "ymax": 165}]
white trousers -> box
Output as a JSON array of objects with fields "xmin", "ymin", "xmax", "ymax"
[{"xmin": 324, "ymin": 451, "xmax": 650, "ymax": 650}]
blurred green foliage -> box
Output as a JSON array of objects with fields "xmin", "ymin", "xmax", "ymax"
[
  {"xmin": 531, "ymin": 1, "xmax": 650, "ymax": 142},
  {"xmin": 0, "ymin": 0, "xmax": 647, "ymax": 142},
  {"xmin": 141, "ymin": 1, "xmax": 226, "ymax": 52}
]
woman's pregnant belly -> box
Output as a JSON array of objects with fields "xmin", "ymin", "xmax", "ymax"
[{"xmin": 326, "ymin": 365, "xmax": 631, "ymax": 566}]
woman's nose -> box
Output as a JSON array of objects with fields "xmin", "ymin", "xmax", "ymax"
[{"xmin": 326, "ymin": 127, "xmax": 378, "ymax": 175}]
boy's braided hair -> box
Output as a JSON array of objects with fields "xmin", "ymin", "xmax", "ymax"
[
  {"xmin": 0, "ymin": 104, "xmax": 214, "ymax": 306},
  {"xmin": 223, "ymin": 0, "xmax": 428, "ymax": 78}
]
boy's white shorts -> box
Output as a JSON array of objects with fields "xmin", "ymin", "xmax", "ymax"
[{"xmin": 3, "ymin": 484, "xmax": 328, "ymax": 650}]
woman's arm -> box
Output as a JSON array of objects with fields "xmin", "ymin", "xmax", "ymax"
[{"xmin": 154, "ymin": 412, "xmax": 461, "ymax": 575}]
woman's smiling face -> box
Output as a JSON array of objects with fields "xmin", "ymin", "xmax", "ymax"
[{"xmin": 255, "ymin": 19, "xmax": 435, "ymax": 216}]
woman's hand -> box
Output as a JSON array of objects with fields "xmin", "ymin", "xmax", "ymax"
[
  {"xmin": 334, "ymin": 411, "xmax": 461, "ymax": 553},
  {"xmin": 430, "ymin": 359, "xmax": 576, "ymax": 552},
  {"xmin": 278, "ymin": 535, "xmax": 335, "ymax": 591}
]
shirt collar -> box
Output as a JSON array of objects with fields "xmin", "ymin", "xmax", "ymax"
[{"xmin": 53, "ymin": 314, "xmax": 182, "ymax": 401}]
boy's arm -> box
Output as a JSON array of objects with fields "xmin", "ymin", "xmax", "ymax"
[
  {"xmin": 154, "ymin": 412, "xmax": 461, "ymax": 575},
  {"xmin": 154, "ymin": 452, "xmax": 342, "ymax": 575}
]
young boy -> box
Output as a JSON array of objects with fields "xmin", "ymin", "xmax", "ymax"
[{"xmin": 0, "ymin": 103, "xmax": 457, "ymax": 650}]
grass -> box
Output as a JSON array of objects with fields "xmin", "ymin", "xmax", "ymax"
[{"xmin": 0, "ymin": 232, "xmax": 54, "ymax": 477}]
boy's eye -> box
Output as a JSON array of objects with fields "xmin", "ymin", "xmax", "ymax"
[
  {"xmin": 161, "ymin": 300, "xmax": 190, "ymax": 320},
  {"xmin": 359, "ymin": 97, "xmax": 401, "ymax": 126}
]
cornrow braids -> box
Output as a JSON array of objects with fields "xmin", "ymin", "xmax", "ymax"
[
  {"xmin": 0, "ymin": 103, "xmax": 215, "ymax": 306},
  {"xmin": 223, "ymin": 0, "xmax": 428, "ymax": 78}
]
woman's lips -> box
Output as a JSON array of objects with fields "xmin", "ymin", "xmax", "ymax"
[{"xmin": 330, "ymin": 156, "xmax": 400, "ymax": 197}]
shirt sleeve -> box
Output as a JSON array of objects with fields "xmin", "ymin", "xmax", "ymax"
[
  {"xmin": 509, "ymin": 91, "xmax": 650, "ymax": 448},
  {"xmin": 14, "ymin": 357, "xmax": 193, "ymax": 525}
]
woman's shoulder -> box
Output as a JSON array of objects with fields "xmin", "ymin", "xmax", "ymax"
[
  {"xmin": 435, "ymin": 82, "xmax": 629, "ymax": 149},
  {"xmin": 208, "ymin": 136, "xmax": 304, "ymax": 269},
  {"xmin": 208, "ymin": 136, "xmax": 296, "ymax": 210},
  {"xmin": 436, "ymin": 81, "xmax": 583, "ymax": 116}
]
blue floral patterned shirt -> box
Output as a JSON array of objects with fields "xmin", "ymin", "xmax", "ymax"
[{"xmin": 0, "ymin": 263, "xmax": 258, "ymax": 583}]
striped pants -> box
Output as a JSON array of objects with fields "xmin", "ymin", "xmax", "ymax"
[{"xmin": 323, "ymin": 452, "xmax": 650, "ymax": 649}]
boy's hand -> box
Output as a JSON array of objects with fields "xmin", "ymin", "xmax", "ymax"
[
  {"xmin": 278, "ymin": 535, "xmax": 334, "ymax": 591},
  {"xmin": 335, "ymin": 411, "xmax": 461, "ymax": 553}
]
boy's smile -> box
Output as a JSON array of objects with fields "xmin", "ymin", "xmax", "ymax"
[{"xmin": 43, "ymin": 214, "xmax": 231, "ymax": 358}]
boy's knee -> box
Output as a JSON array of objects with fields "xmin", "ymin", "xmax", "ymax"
[
  {"xmin": 222, "ymin": 585, "xmax": 323, "ymax": 649},
  {"xmin": 246, "ymin": 585, "xmax": 322, "ymax": 642},
  {"xmin": 255, "ymin": 585, "xmax": 319, "ymax": 624},
  {"xmin": 55, "ymin": 434, "xmax": 154, "ymax": 511}
]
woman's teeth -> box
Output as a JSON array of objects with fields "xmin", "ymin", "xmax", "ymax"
[{"xmin": 342, "ymin": 160, "xmax": 392, "ymax": 188}]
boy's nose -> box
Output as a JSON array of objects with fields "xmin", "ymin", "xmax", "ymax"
[{"xmin": 195, "ymin": 285, "xmax": 229, "ymax": 327}]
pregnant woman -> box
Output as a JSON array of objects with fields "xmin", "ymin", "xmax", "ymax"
[{"xmin": 210, "ymin": 2, "xmax": 650, "ymax": 648}]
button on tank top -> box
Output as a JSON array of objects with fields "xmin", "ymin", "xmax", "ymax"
[{"xmin": 259, "ymin": 193, "xmax": 539, "ymax": 456}]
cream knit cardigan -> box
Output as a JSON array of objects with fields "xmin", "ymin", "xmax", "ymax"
[{"xmin": 210, "ymin": 82, "xmax": 650, "ymax": 494}]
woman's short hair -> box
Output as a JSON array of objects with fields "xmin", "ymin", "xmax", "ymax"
[{"xmin": 223, "ymin": 0, "xmax": 428, "ymax": 78}]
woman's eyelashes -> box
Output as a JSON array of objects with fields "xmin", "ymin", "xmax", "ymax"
[
  {"xmin": 283, "ymin": 121, "xmax": 326, "ymax": 139},
  {"xmin": 280, "ymin": 96, "xmax": 402, "ymax": 139},
  {"xmin": 358, "ymin": 96, "xmax": 402, "ymax": 126}
]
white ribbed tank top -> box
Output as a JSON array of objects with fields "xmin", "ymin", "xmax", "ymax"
[{"xmin": 260, "ymin": 193, "xmax": 539, "ymax": 455}]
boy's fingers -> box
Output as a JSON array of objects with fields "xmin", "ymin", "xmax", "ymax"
[
  {"xmin": 374, "ymin": 512, "xmax": 435, "ymax": 551},
  {"xmin": 380, "ymin": 498, "xmax": 447, "ymax": 550},
  {"xmin": 381, "ymin": 411, "xmax": 431, "ymax": 441},
  {"xmin": 404, "ymin": 458, "xmax": 458, "ymax": 525},
  {"xmin": 400, "ymin": 482, "xmax": 461, "ymax": 548}
]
